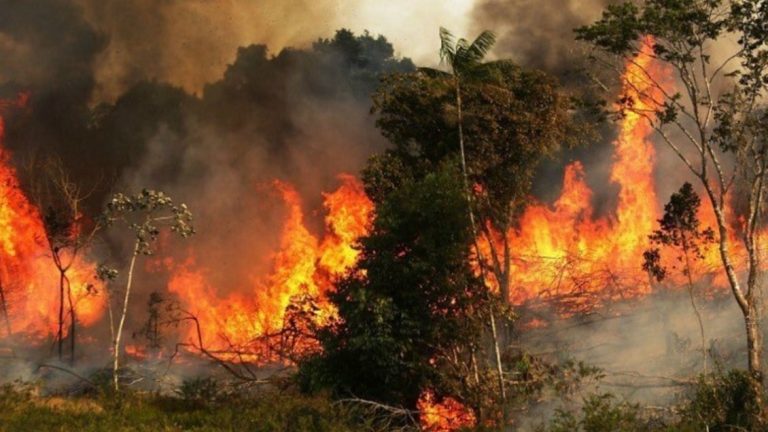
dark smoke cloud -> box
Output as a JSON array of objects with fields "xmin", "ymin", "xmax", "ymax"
[
  {"xmin": 471, "ymin": 0, "xmax": 614, "ymax": 78},
  {"xmin": 107, "ymin": 33, "xmax": 414, "ymax": 313},
  {"xmin": 0, "ymin": 0, "xmax": 105, "ymax": 178},
  {"xmin": 0, "ymin": 0, "xmax": 104, "ymax": 96},
  {"xmin": 0, "ymin": 0, "xmax": 413, "ymax": 349},
  {"xmin": 92, "ymin": 32, "xmax": 412, "ymax": 345},
  {"xmin": 76, "ymin": 0, "xmax": 349, "ymax": 102}
]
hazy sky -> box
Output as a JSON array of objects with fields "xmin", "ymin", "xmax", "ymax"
[
  {"xmin": 73, "ymin": 0, "xmax": 477, "ymax": 101},
  {"xmin": 333, "ymin": 0, "xmax": 476, "ymax": 64}
]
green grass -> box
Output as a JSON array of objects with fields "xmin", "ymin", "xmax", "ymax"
[{"xmin": 0, "ymin": 384, "xmax": 383, "ymax": 432}]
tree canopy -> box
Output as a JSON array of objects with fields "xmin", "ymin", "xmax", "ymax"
[{"xmin": 301, "ymin": 165, "xmax": 487, "ymax": 410}]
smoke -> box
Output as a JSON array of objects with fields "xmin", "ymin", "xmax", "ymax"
[
  {"xmin": 81, "ymin": 32, "xmax": 413, "ymax": 350},
  {"xmin": 510, "ymin": 289, "xmax": 749, "ymax": 430},
  {"xmin": 0, "ymin": 0, "xmax": 414, "ymax": 372},
  {"xmin": 468, "ymin": 0, "xmax": 621, "ymax": 215},
  {"xmin": 0, "ymin": 0, "xmax": 758, "ymax": 414},
  {"xmin": 76, "ymin": 0, "xmax": 344, "ymax": 102},
  {"xmin": 0, "ymin": 0, "xmax": 103, "ymax": 98},
  {"xmin": 70, "ymin": 0, "xmax": 476, "ymax": 103},
  {"xmin": 471, "ymin": 0, "xmax": 613, "ymax": 78}
]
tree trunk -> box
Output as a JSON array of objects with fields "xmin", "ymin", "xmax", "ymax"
[
  {"xmin": 113, "ymin": 243, "xmax": 139, "ymax": 392},
  {"xmin": 57, "ymin": 270, "xmax": 64, "ymax": 360},
  {"xmin": 488, "ymin": 307, "xmax": 506, "ymax": 403},
  {"xmin": 66, "ymin": 275, "xmax": 76, "ymax": 364},
  {"xmin": 0, "ymin": 277, "xmax": 11, "ymax": 337},
  {"xmin": 455, "ymin": 77, "xmax": 508, "ymax": 412},
  {"xmin": 745, "ymin": 308, "xmax": 763, "ymax": 389},
  {"xmin": 682, "ymin": 242, "xmax": 707, "ymax": 374}
]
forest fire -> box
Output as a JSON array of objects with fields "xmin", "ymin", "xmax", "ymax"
[
  {"xmin": 0, "ymin": 101, "xmax": 103, "ymax": 340},
  {"xmin": 166, "ymin": 174, "xmax": 373, "ymax": 359},
  {"xmin": 491, "ymin": 38, "xmax": 724, "ymax": 307},
  {"xmin": 0, "ymin": 36, "xmax": 712, "ymax": 351},
  {"xmin": 0, "ymin": 31, "xmax": 737, "ymax": 375},
  {"xmin": 3, "ymin": 0, "xmax": 768, "ymax": 428}
]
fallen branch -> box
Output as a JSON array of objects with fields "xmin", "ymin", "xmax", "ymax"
[{"xmin": 36, "ymin": 363, "xmax": 95, "ymax": 388}]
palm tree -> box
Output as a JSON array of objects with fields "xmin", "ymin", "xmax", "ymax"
[
  {"xmin": 436, "ymin": 27, "xmax": 496, "ymax": 226},
  {"xmin": 430, "ymin": 27, "xmax": 508, "ymax": 405}
]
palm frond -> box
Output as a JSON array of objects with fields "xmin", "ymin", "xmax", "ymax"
[
  {"xmin": 439, "ymin": 27, "xmax": 497, "ymax": 76},
  {"xmin": 465, "ymin": 30, "xmax": 497, "ymax": 64},
  {"xmin": 439, "ymin": 27, "xmax": 456, "ymax": 65}
]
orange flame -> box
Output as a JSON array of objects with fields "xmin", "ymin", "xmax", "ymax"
[
  {"xmin": 167, "ymin": 174, "xmax": 373, "ymax": 358},
  {"xmin": 0, "ymin": 102, "xmax": 104, "ymax": 340},
  {"xmin": 418, "ymin": 390, "xmax": 476, "ymax": 432},
  {"xmin": 471, "ymin": 36, "xmax": 756, "ymax": 315}
]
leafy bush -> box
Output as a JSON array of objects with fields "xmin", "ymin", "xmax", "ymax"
[
  {"xmin": 679, "ymin": 369, "xmax": 763, "ymax": 431},
  {"xmin": 539, "ymin": 393, "xmax": 648, "ymax": 432}
]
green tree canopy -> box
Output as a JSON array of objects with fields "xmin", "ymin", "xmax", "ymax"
[
  {"xmin": 366, "ymin": 59, "xmax": 583, "ymax": 300},
  {"xmin": 301, "ymin": 164, "xmax": 487, "ymax": 410}
]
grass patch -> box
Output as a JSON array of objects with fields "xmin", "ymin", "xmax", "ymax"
[{"xmin": 0, "ymin": 383, "xmax": 386, "ymax": 432}]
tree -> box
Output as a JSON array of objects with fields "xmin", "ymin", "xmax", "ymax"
[
  {"xmin": 643, "ymin": 182, "xmax": 715, "ymax": 373},
  {"xmin": 577, "ymin": 0, "xmax": 768, "ymax": 407},
  {"xmin": 371, "ymin": 37, "xmax": 582, "ymax": 304},
  {"xmin": 101, "ymin": 189, "xmax": 194, "ymax": 391},
  {"xmin": 368, "ymin": 32, "xmax": 582, "ymax": 412},
  {"xmin": 27, "ymin": 156, "xmax": 100, "ymax": 363},
  {"xmin": 301, "ymin": 165, "xmax": 491, "ymax": 416},
  {"xmin": 434, "ymin": 27, "xmax": 496, "ymax": 235}
]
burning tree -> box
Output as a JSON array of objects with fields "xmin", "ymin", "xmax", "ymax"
[
  {"xmin": 26, "ymin": 156, "xmax": 101, "ymax": 364},
  {"xmin": 101, "ymin": 189, "xmax": 194, "ymax": 391},
  {"xmin": 577, "ymin": 0, "xmax": 768, "ymax": 409},
  {"xmin": 397, "ymin": 29, "xmax": 585, "ymax": 305}
]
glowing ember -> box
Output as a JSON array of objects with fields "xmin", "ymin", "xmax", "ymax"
[{"xmin": 0, "ymin": 99, "xmax": 104, "ymax": 339}]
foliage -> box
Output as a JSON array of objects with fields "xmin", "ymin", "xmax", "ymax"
[
  {"xmin": 300, "ymin": 164, "xmax": 487, "ymax": 410},
  {"xmin": 369, "ymin": 61, "xmax": 579, "ymax": 214},
  {"xmin": 101, "ymin": 188, "xmax": 194, "ymax": 392},
  {"xmin": 438, "ymin": 27, "xmax": 497, "ymax": 79},
  {"xmin": 0, "ymin": 384, "xmax": 396, "ymax": 432},
  {"xmin": 535, "ymin": 369, "xmax": 767, "ymax": 432},
  {"xmin": 539, "ymin": 393, "xmax": 647, "ymax": 432},
  {"xmin": 679, "ymin": 369, "xmax": 764, "ymax": 431},
  {"xmin": 643, "ymin": 183, "xmax": 715, "ymax": 282},
  {"xmin": 368, "ymin": 50, "xmax": 586, "ymax": 301},
  {"xmin": 176, "ymin": 377, "xmax": 222, "ymax": 406},
  {"xmin": 102, "ymin": 189, "xmax": 194, "ymax": 254}
]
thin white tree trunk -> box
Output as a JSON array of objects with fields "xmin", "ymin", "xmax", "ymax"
[
  {"xmin": 455, "ymin": 77, "xmax": 507, "ymax": 405},
  {"xmin": 113, "ymin": 242, "xmax": 139, "ymax": 391}
]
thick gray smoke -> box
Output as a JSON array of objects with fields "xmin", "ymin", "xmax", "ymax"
[
  {"xmin": 470, "ymin": 0, "xmax": 624, "ymax": 215},
  {"xmin": 471, "ymin": 0, "xmax": 613, "ymax": 77},
  {"xmin": 508, "ymin": 288, "xmax": 750, "ymax": 430}
]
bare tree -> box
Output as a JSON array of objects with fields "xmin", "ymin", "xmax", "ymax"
[
  {"xmin": 27, "ymin": 156, "xmax": 100, "ymax": 363},
  {"xmin": 101, "ymin": 189, "xmax": 194, "ymax": 391}
]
